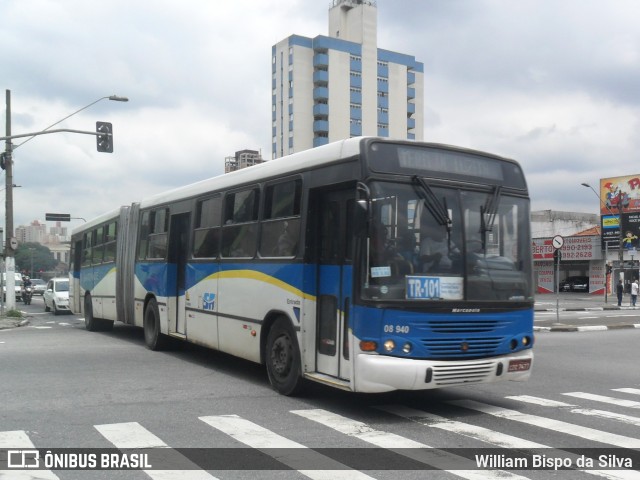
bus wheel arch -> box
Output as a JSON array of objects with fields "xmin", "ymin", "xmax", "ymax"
[
  {"xmin": 143, "ymin": 295, "xmax": 168, "ymax": 351},
  {"xmin": 84, "ymin": 292, "xmax": 113, "ymax": 331},
  {"xmin": 263, "ymin": 313, "xmax": 304, "ymax": 396}
]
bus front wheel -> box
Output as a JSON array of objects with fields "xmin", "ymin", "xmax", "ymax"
[
  {"xmin": 144, "ymin": 299, "xmax": 168, "ymax": 351},
  {"xmin": 85, "ymin": 294, "xmax": 113, "ymax": 331},
  {"xmin": 265, "ymin": 317, "xmax": 304, "ymax": 396}
]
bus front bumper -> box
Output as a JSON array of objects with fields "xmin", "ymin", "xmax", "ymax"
[{"xmin": 354, "ymin": 350, "xmax": 533, "ymax": 393}]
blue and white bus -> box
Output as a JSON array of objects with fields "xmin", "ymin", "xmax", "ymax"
[{"xmin": 69, "ymin": 137, "xmax": 534, "ymax": 395}]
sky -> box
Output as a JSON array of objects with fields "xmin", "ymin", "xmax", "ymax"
[{"xmin": 2, "ymin": 0, "xmax": 640, "ymax": 234}]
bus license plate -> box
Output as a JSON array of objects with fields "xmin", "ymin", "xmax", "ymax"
[{"xmin": 508, "ymin": 359, "xmax": 531, "ymax": 372}]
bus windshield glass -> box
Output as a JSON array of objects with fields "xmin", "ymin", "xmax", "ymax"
[{"xmin": 362, "ymin": 181, "xmax": 532, "ymax": 303}]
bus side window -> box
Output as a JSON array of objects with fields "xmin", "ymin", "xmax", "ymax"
[
  {"xmin": 260, "ymin": 179, "xmax": 301, "ymax": 257},
  {"xmin": 221, "ymin": 188, "xmax": 259, "ymax": 258},
  {"xmin": 193, "ymin": 195, "xmax": 221, "ymax": 258}
]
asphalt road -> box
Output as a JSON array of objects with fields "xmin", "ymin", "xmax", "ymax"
[{"xmin": 1, "ymin": 296, "xmax": 639, "ymax": 479}]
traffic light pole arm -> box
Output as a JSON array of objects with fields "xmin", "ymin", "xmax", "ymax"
[{"xmin": 0, "ymin": 128, "xmax": 110, "ymax": 141}]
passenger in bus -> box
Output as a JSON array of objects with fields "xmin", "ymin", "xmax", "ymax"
[
  {"xmin": 418, "ymin": 222, "xmax": 459, "ymax": 273},
  {"xmin": 274, "ymin": 221, "xmax": 296, "ymax": 256}
]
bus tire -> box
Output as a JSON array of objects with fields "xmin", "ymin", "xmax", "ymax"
[
  {"xmin": 265, "ymin": 317, "xmax": 304, "ymax": 396},
  {"xmin": 85, "ymin": 295, "xmax": 99, "ymax": 331},
  {"xmin": 84, "ymin": 295, "xmax": 113, "ymax": 331},
  {"xmin": 144, "ymin": 298, "xmax": 167, "ymax": 351}
]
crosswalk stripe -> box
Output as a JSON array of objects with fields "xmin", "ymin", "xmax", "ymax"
[
  {"xmin": 507, "ymin": 395, "xmax": 640, "ymax": 428},
  {"xmin": 291, "ymin": 408, "xmax": 529, "ymax": 480},
  {"xmin": 505, "ymin": 395, "xmax": 576, "ymax": 407},
  {"xmin": 449, "ymin": 399, "xmax": 640, "ymax": 448},
  {"xmin": 376, "ymin": 405, "xmax": 638, "ymax": 480},
  {"xmin": 199, "ymin": 414, "xmax": 375, "ymax": 480},
  {"xmin": 95, "ymin": 422, "xmax": 217, "ymax": 480},
  {"xmin": 563, "ymin": 392, "xmax": 640, "ymax": 408},
  {"xmin": 0, "ymin": 431, "xmax": 60, "ymax": 480},
  {"xmin": 612, "ymin": 388, "xmax": 640, "ymax": 396},
  {"xmin": 376, "ymin": 404, "xmax": 546, "ymax": 448}
]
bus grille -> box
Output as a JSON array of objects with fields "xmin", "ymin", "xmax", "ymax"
[
  {"xmin": 426, "ymin": 319, "xmax": 509, "ymax": 333},
  {"xmin": 431, "ymin": 362, "xmax": 495, "ymax": 386},
  {"xmin": 421, "ymin": 337, "xmax": 503, "ymax": 358}
]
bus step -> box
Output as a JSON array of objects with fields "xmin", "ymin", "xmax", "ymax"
[
  {"xmin": 304, "ymin": 373, "xmax": 352, "ymax": 391},
  {"xmin": 168, "ymin": 332, "xmax": 186, "ymax": 340}
]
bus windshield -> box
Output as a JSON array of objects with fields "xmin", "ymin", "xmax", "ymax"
[{"xmin": 362, "ymin": 181, "xmax": 532, "ymax": 303}]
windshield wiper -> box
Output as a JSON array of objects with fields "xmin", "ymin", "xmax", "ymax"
[{"xmin": 412, "ymin": 176, "xmax": 452, "ymax": 231}]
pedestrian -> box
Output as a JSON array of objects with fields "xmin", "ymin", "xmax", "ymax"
[
  {"xmin": 632, "ymin": 279, "xmax": 639, "ymax": 307},
  {"xmin": 616, "ymin": 279, "xmax": 624, "ymax": 306}
]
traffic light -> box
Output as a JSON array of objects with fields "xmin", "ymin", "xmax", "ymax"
[
  {"xmin": 553, "ymin": 249, "xmax": 562, "ymax": 266},
  {"xmin": 606, "ymin": 264, "xmax": 612, "ymax": 275},
  {"xmin": 96, "ymin": 121, "xmax": 113, "ymax": 153}
]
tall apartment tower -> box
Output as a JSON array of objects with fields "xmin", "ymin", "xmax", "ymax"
[{"xmin": 272, "ymin": 0, "xmax": 424, "ymax": 159}]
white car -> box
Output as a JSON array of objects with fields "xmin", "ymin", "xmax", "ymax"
[
  {"xmin": 31, "ymin": 278, "xmax": 47, "ymax": 296},
  {"xmin": 43, "ymin": 278, "xmax": 70, "ymax": 315}
]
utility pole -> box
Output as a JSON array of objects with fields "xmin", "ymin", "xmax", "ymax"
[{"xmin": 4, "ymin": 89, "xmax": 17, "ymax": 310}]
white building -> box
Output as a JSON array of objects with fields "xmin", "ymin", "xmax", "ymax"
[{"xmin": 272, "ymin": 0, "xmax": 424, "ymax": 158}]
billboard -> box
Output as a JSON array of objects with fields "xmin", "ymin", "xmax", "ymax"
[
  {"xmin": 599, "ymin": 175, "xmax": 640, "ymax": 215},
  {"xmin": 599, "ymin": 175, "xmax": 640, "ymax": 250}
]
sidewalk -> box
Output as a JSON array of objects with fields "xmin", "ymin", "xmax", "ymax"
[
  {"xmin": 0, "ymin": 316, "xmax": 29, "ymax": 330},
  {"xmin": 534, "ymin": 292, "xmax": 640, "ymax": 333}
]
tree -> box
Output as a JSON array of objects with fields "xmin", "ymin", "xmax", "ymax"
[{"xmin": 15, "ymin": 243, "xmax": 59, "ymax": 277}]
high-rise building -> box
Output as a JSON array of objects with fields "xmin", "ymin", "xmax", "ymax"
[
  {"xmin": 224, "ymin": 149, "xmax": 264, "ymax": 173},
  {"xmin": 272, "ymin": 0, "xmax": 424, "ymax": 158}
]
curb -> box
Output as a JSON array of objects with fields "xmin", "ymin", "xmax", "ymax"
[{"xmin": 535, "ymin": 324, "xmax": 640, "ymax": 333}]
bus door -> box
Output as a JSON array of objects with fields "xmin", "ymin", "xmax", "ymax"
[
  {"xmin": 316, "ymin": 189, "xmax": 354, "ymax": 380},
  {"xmin": 168, "ymin": 213, "xmax": 190, "ymax": 335}
]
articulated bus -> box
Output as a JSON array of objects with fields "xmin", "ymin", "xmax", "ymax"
[{"xmin": 69, "ymin": 137, "xmax": 534, "ymax": 395}]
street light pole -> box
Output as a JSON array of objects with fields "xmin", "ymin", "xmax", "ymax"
[
  {"xmin": 4, "ymin": 90, "xmax": 16, "ymax": 310},
  {"xmin": 3, "ymin": 91, "xmax": 128, "ymax": 310}
]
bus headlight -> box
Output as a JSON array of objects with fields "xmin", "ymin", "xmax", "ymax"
[
  {"xmin": 383, "ymin": 340, "xmax": 395, "ymax": 352},
  {"xmin": 402, "ymin": 342, "xmax": 412, "ymax": 354}
]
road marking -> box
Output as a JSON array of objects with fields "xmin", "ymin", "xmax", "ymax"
[
  {"xmin": 506, "ymin": 395, "xmax": 576, "ymax": 407},
  {"xmin": 0, "ymin": 430, "xmax": 60, "ymax": 480},
  {"xmin": 563, "ymin": 392, "xmax": 640, "ymax": 409},
  {"xmin": 376, "ymin": 404, "xmax": 545, "ymax": 448},
  {"xmin": 376, "ymin": 404, "xmax": 636, "ymax": 480},
  {"xmin": 95, "ymin": 422, "xmax": 217, "ymax": 480},
  {"xmin": 28, "ymin": 326, "xmax": 52, "ymax": 329},
  {"xmin": 291, "ymin": 408, "xmax": 528, "ymax": 480},
  {"xmin": 613, "ymin": 388, "xmax": 640, "ymax": 396},
  {"xmin": 200, "ymin": 414, "xmax": 373, "ymax": 480},
  {"xmin": 449, "ymin": 399, "xmax": 640, "ymax": 448}
]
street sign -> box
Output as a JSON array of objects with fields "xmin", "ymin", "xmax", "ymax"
[
  {"xmin": 552, "ymin": 235, "xmax": 564, "ymax": 249},
  {"xmin": 45, "ymin": 213, "xmax": 71, "ymax": 222}
]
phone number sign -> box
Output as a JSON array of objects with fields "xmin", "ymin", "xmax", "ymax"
[{"xmin": 532, "ymin": 236, "xmax": 601, "ymax": 261}]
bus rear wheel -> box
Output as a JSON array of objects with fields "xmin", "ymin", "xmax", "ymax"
[
  {"xmin": 144, "ymin": 298, "xmax": 168, "ymax": 351},
  {"xmin": 265, "ymin": 317, "xmax": 304, "ymax": 396}
]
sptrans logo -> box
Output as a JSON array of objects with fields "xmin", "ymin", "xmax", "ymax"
[{"xmin": 203, "ymin": 293, "xmax": 216, "ymax": 310}]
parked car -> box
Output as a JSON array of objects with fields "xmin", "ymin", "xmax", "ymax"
[
  {"xmin": 43, "ymin": 278, "xmax": 70, "ymax": 315},
  {"xmin": 2, "ymin": 272, "xmax": 23, "ymax": 302},
  {"xmin": 31, "ymin": 278, "xmax": 47, "ymax": 296},
  {"xmin": 559, "ymin": 276, "xmax": 589, "ymax": 292}
]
